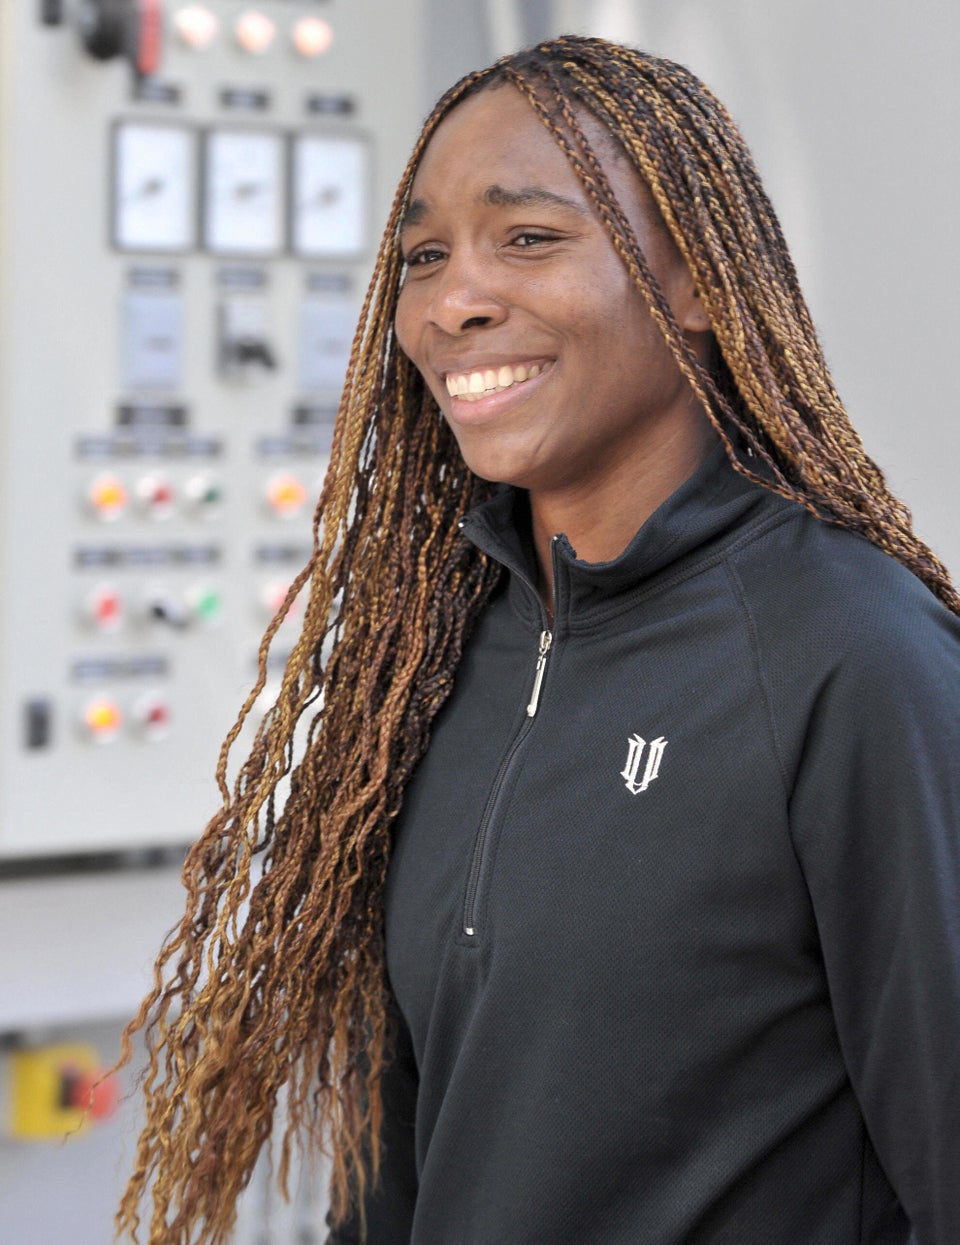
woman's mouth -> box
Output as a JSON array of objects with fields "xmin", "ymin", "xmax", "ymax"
[{"xmin": 444, "ymin": 361, "xmax": 549, "ymax": 402}]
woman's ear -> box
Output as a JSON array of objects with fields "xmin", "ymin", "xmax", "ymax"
[{"xmin": 675, "ymin": 279, "xmax": 712, "ymax": 335}]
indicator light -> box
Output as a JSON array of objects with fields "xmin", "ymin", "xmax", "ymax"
[
  {"xmin": 87, "ymin": 473, "xmax": 128, "ymax": 521},
  {"xmin": 83, "ymin": 584, "xmax": 124, "ymax": 632},
  {"xmin": 189, "ymin": 584, "xmax": 223, "ymax": 626},
  {"xmin": 261, "ymin": 578, "xmax": 301, "ymax": 619},
  {"xmin": 235, "ymin": 10, "xmax": 275, "ymax": 54},
  {"xmin": 82, "ymin": 697, "xmax": 123, "ymax": 742},
  {"xmin": 131, "ymin": 693, "xmax": 172, "ymax": 741},
  {"xmin": 265, "ymin": 473, "xmax": 308, "ymax": 517},
  {"xmin": 184, "ymin": 473, "xmax": 223, "ymax": 517},
  {"xmin": 135, "ymin": 473, "xmax": 176, "ymax": 519},
  {"xmin": 174, "ymin": 5, "xmax": 218, "ymax": 48},
  {"xmin": 292, "ymin": 16, "xmax": 334, "ymax": 58}
]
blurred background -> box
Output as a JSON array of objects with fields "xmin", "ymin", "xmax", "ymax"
[{"xmin": 0, "ymin": 1, "xmax": 956, "ymax": 1241}]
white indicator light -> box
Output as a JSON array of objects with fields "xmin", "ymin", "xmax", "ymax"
[
  {"xmin": 293, "ymin": 17, "xmax": 334, "ymax": 58},
  {"xmin": 235, "ymin": 11, "xmax": 275, "ymax": 54},
  {"xmin": 174, "ymin": 5, "xmax": 218, "ymax": 48}
]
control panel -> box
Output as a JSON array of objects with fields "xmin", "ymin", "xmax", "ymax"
[{"xmin": 0, "ymin": 1, "xmax": 422, "ymax": 856}]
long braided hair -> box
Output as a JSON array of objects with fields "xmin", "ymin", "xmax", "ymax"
[{"xmin": 115, "ymin": 35, "xmax": 960, "ymax": 1244}]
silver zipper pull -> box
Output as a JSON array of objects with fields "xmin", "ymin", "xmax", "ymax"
[{"xmin": 526, "ymin": 630, "xmax": 553, "ymax": 717}]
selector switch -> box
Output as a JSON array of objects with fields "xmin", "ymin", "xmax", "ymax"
[
  {"xmin": 77, "ymin": 0, "xmax": 162, "ymax": 77},
  {"xmin": 140, "ymin": 586, "xmax": 191, "ymax": 629},
  {"xmin": 218, "ymin": 299, "xmax": 278, "ymax": 384}
]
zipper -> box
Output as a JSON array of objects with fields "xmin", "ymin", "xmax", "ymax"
[
  {"xmin": 526, "ymin": 629, "xmax": 553, "ymax": 716},
  {"xmin": 462, "ymin": 626, "xmax": 553, "ymax": 937}
]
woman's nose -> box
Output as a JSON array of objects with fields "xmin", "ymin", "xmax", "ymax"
[{"xmin": 427, "ymin": 253, "xmax": 508, "ymax": 335}]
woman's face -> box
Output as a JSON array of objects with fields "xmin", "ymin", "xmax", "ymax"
[{"xmin": 394, "ymin": 84, "xmax": 711, "ymax": 501}]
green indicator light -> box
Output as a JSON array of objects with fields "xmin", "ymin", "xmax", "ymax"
[{"xmin": 194, "ymin": 588, "xmax": 222, "ymax": 624}]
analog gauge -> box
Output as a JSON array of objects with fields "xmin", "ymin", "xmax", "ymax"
[
  {"xmin": 113, "ymin": 122, "xmax": 196, "ymax": 252},
  {"xmin": 203, "ymin": 128, "xmax": 285, "ymax": 255},
  {"xmin": 291, "ymin": 133, "xmax": 369, "ymax": 258}
]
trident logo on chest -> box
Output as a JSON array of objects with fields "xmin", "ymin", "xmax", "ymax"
[{"xmin": 621, "ymin": 733, "xmax": 668, "ymax": 794}]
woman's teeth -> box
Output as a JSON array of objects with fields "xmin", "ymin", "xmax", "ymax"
[{"xmin": 445, "ymin": 363, "xmax": 542, "ymax": 401}]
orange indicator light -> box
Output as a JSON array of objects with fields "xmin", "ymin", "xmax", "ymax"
[
  {"xmin": 88, "ymin": 474, "xmax": 128, "ymax": 520},
  {"xmin": 266, "ymin": 473, "xmax": 308, "ymax": 516},
  {"xmin": 83, "ymin": 698, "xmax": 122, "ymax": 741}
]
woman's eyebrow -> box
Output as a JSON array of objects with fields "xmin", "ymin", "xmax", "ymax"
[
  {"xmin": 400, "ymin": 183, "xmax": 590, "ymax": 231},
  {"xmin": 482, "ymin": 184, "xmax": 590, "ymax": 214}
]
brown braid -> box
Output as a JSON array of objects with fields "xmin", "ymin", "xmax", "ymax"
[{"xmin": 115, "ymin": 35, "xmax": 960, "ymax": 1245}]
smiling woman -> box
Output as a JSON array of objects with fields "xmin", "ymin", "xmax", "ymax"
[
  {"xmin": 395, "ymin": 85, "xmax": 715, "ymax": 578},
  {"xmin": 115, "ymin": 36, "xmax": 960, "ymax": 1245}
]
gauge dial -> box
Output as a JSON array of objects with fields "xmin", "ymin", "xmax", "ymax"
[
  {"xmin": 203, "ymin": 128, "xmax": 285, "ymax": 255},
  {"xmin": 113, "ymin": 122, "xmax": 196, "ymax": 252},
  {"xmin": 291, "ymin": 133, "xmax": 369, "ymax": 258}
]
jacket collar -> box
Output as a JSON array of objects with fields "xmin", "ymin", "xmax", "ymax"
[{"xmin": 458, "ymin": 444, "xmax": 788, "ymax": 627}]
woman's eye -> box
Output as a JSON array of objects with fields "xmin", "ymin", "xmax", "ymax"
[
  {"xmin": 511, "ymin": 231, "xmax": 556, "ymax": 248},
  {"xmin": 405, "ymin": 246, "xmax": 445, "ymax": 267}
]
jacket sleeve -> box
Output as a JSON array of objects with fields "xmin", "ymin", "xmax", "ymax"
[
  {"xmin": 325, "ymin": 1005, "xmax": 419, "ymax": 1244},
  {"xmin": 786, "ymin": 592, "xmax": 960, "ymax": 1245}
]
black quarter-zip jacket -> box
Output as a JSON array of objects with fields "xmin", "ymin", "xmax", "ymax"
[{"xmin": 329, "ymin": 447, "xmax": 960, "ymax": 1244}]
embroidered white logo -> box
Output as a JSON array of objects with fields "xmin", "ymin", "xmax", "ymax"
[{"xmin": 621, "ymin": 734, "xmax": 668, "ymax": 794}]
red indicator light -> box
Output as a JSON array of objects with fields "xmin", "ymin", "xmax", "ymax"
[
  {"xmin": 132, "ymin": 693, "xmax": 172, "ymax": 741},
  {"xmin": 136, "ymin": 473, "xmax": 176, "ymax": 519},
  {"xmin": 86, "ymin": 586, "xmax": 124, "ymax": 631}
]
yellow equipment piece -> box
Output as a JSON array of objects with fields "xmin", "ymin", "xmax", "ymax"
[{"xmin": 8, "ymin": 1043, "xmax": 104, "ymax": 1140}]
